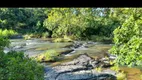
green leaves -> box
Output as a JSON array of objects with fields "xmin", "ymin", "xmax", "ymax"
[
  {"xmin": 0, "ymin": 36, "xmax": 44, "ymax": 79},
  {"xmin": 0, "ymin": 8, "xmax": 47, "ymax": 35},
  {"xmin": 0, "ymin": 29, "xmax": 18, "ymax": 38},
  {"xmin": 43, "ymin": 8, "xmax": 118, "ymax": 40},
  {"xmin": 109, "ymin": 9, "xmax": 142, "ymax": 67},
  {"xmin": 0, "ymin": 51, "xmax": 44, "ymax": 80},
  {"xmin": 0, "ymin": 37, "xmax": 10, "ymax": 50}
]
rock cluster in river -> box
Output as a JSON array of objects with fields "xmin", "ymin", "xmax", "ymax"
[
  {"xmin": 44, "ymin": 53, "xmax": 117, "ymax": 80},
  {"xmin": 9, "ymin": 34, "xmax": 23, "ymax": 39}
]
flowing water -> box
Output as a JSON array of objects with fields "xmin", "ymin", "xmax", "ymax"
[
  {"xmin": 4, "ymin": 38, "xmax": 142, "ymax": 80},
  {"xmin": 5, "ymin": 38, "xmax": 112, "ymax": 58}
]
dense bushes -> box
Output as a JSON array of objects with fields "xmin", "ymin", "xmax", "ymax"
[
  {"xmin": 0, "ymin": 38, "xmax": 9, "ymax": 50},
  {"xmin": 53, "ymin": 36, "xmax": 73, "ymax": 42},
  {"xmin": 43, "ymin": 8, "xmax": 119, "ymax": 41},
  {"xmin": 0, "ymin": 8, "xmax": 47, "ymax": 35},
  {"xmin": 0, "ymin": 51, "xmax": 44, "ymax": 80},
  {"xmin": 1, "ymin": 8, "xmax": 140, "ymax": 42},
  {"xmin": 0, "ymin": 8, "xmax": 123, "ymax": 41},
  {"xmin": 0, "ymin": 29, "xmax": 18, "ymax": 38},
  {"xmin": 109, "ymin": 11, "xmax": 142, "ymax": 67},
  {"xmin": 23, "ymin": 32, "xmax": 50, "ymax": 40},
  {"xmin": 0, "ymin": 36, "xmax": 44, "ymax": 79}
]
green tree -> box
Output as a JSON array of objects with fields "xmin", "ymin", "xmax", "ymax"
[
  {"xmin": 43, "ymin": 8, "xmax": 87, "ymax": 38},
  {"xmin": 43, "ymin": 8, "xmax": 120, "ymax": 40},
  {"xmin": 109, "ymin": 8, "xmax": 142, "ymax": 67},
  {"xmin": 0, "ymin": 8, "xmax": 47, "ymax": 34}
]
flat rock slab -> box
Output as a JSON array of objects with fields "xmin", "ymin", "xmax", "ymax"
[{"xmin": 44, "ymin": 54, "xmax": 117, "ymax": 80}]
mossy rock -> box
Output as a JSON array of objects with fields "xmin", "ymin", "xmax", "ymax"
[{"xmin": 35, "ymin": 50, "xmax": 60, "ymax": 62}]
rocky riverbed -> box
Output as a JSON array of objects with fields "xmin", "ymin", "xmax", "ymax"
[
  {"xmin": 4, "ymin": 38, "xmax": 142, "ymax": 80},
  {"xmin": 44, "ymin": 53, "xmax": 117, "ymax": 80},
  {"xmin": 4, "ymin": 38, "xmax": 119, "ymax": 80}
]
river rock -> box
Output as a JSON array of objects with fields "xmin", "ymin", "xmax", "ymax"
[
  {"xmin": 13, "ymin": 45, "xmax": 23, "ymax": 49},
  {"xmin": 44, "ymin": 53, "xmax": 117, "ymax": 80},
  {"xmin": 9, "ymin": 34, "xmax": 23, "ymax": 39},
  {"xmin": 107, "ymin": 53, "xmax": 117, "ymax": 60},
  {"xmin": 72, "ymin": 41, "xmax": 83, "ymax": 48},
  {"xmin": 56, "ymin": 70, "xmax": 98, "ymax": 80},
  {"xmin": 61, "ymin": 49, "xmax": 74, "ymax": 55},
  {"xmin": 62, "ymin": 53, "xmax": 94, "ymax": 66}
]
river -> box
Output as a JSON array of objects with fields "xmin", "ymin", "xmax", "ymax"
[
  {"xmin": 4, "ymin": 38, "xmax": 112, "ymax": 58},
  {"xmin": 4, "ymin": 38, "xmax": 142, "ymax": 80}
]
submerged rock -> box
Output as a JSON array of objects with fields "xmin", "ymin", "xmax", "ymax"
[{"xmin": 44, "ymin": 53, "xmax": 117, "ymax": 80}]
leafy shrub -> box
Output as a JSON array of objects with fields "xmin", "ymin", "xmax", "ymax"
[
  {"xmin": 53, "ymin": 36, "xmax": 73, "ymax": 42},
  {"xmin": 8, "ymin": 29, "xmax": 18, "ymax": 36},
  {"xmin": 0, "ymin": 37, "xmax": 10, "ymax": 50},
  {"xmin": 24, "ymin": 32, "xmax": 50, "ymax": 39},
  {"xmin": 0, "ymin": 29, "xmax": 18, "ymax": 38},
  {"xmin": 36, "ymin": 50, "xmax": 60, "ymax": 62},
  {"xmin": 42, "ymin": 32, "xmax": 50, "ymax": 38},
  {"xmin": 0, "ymin": 51, "xmax": 44, "ymax": 80},
  {"xmin": 109, "ymin": 14, "xmax": 142, "ymax": 67},
  {"xmin": 23, "ymin": 34, "xmax": 33, "ymax": 40},
  {"xmin": 0, "ymin": 36, "xmax": 44, "ymax": 80}
]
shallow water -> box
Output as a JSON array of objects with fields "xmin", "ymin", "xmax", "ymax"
[
  {"xmin": 6, "ymin": 38, "xmax": 112, "ymax": 57},
  {"xmin": 5, "ymin": 38, "xmax": 142, "ymax": 80},
  {"xmin": 5, "ymin": 38, "xmax": 73, "ymax": 57},
  {"xmin": 120, "ymin": 67, "xmax": 142, "ymax": 80}
]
